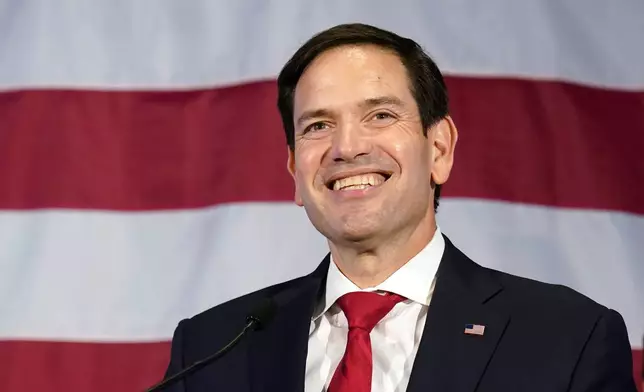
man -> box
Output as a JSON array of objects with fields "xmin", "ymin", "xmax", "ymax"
[{"xmin": 160, "ymin": 24, "xmax": 636, "ymax": 391}]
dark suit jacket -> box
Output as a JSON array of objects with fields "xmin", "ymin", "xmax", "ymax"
[{"xmin": 161, "ymin": 235, "xmax": 637, "ymax": 391}]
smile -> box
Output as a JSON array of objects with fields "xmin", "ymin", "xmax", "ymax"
[{"xmin": 326, "ymin": 172, "xmax": 391, "ymax": 192}]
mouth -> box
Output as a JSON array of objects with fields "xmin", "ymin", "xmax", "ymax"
[{"xmin": 325, "ymin": 171, "xmax": 392, "ymax": 192}]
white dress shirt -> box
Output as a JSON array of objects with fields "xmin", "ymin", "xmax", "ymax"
[{"xmin": 305, "ymin": 227, "xmax": 445, "ymax": 392}]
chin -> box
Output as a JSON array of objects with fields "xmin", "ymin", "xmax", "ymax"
[
  {"xmin": 327, "ymin": 222, "xmax": 381, "ymax": 244},
  {"xmin": 305, "ymin": 204, "xmax": 386, "ymax": 242}
]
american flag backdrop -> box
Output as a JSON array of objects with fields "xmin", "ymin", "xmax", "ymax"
[{"xmin": 0, "ymin": 1, "xmax": 643, "ymax": 391}]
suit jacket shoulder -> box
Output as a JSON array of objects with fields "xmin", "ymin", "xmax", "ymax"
[
  {"xmin": 433, "ymin": 239, "xmax": 636, "ymax": 391},
  {"xmin": 444, "ymin": 237, "xmax": 611, "ymax": 328},
  {"xmin": 160, "ymin": 269, "xmax": 320, "ymax": 391},
  {"xmin": 178, "ymin": 274, "xmax": 311, "ymax": 357},
  {"xmin": 489, "ymin": 265, "xmax": 607, "ymax": 322}
]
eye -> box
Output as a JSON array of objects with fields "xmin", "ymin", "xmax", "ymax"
[
  {"xmin": 369, "ymin": 111, "xmax": 397, "ymax": 126},
  {"xmin": 304, "ymin": 122, "xmax": 329, "ymax": 134},
  {"xmin": 373, "ymin": 112, "xmax": 393, "ymax": 120}
]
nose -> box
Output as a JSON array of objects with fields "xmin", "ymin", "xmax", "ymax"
[{"xmin": 329, "ymin": 121, "xmax": 372, "ymax": 162}]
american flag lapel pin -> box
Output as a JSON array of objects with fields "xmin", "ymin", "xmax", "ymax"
[{"xmin": 464, "ymin": 323, "xmax": 485, "ymax": 336}]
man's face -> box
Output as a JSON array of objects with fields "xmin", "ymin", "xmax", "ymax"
[{"xmin": 287, "ymin": 44, "xmax": 455, "ymax": 245}]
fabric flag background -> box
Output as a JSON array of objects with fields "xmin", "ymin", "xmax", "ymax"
[{"xmin": 0, "ymin": 1, "xmax": 642, "ymax": 390}]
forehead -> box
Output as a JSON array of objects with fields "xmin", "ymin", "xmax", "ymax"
[{"xmin": 293, "ymin": 45, "xmax": 413, "ymax": 114}]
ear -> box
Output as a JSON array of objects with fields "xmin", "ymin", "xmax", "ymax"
[
  {"xmin": 430, "ymin": 116, "xmax": 458, "ymax": 186},
  {"xmin": 286, "ymin": 147, "xmax": 304, "ymax": 206}
]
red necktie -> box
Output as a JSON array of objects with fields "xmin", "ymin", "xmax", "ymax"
[{"xmin": 328, "ymin": 291, "xmax": 406, "ymax": 392}]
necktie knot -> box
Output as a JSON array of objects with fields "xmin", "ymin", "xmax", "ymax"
[{"xmin": 335, "ymin": 291, "xmax": 406, "ymax": 332}]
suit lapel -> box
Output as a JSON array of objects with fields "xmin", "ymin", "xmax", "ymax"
[
  {"xmin": 247, "ymin": 256, "xmax": 329, "ymax": 392},
  {"xmin": 406, "ymin": 236, "xmax": 511, "ymax": 392}
]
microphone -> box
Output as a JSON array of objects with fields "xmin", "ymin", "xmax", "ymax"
[{"xmin": 145, "ymin": 298, "xmax": 277, "ymax": 392}]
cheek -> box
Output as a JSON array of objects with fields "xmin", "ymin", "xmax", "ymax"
[
  {"xmin": 295, "ymin": 143, "xmax": 327, "ymax": 175},
  {"xmin": 379, "ymin": 123, "xmax": 422, "ymax": 153},
  {"xmin": 380, "ymin": 134, "xmax": 425, "ymax": 169},
  {"xmin": 390, "ymin": 138, "xmax": 406, "ymax": 154},
  {"xmin": 294, "ymin": 151, "xmax": 320, "ymax": 187}
]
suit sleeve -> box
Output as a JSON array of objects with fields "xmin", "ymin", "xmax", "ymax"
[
  {"xmin": 569, "ymin": 308, "xmax": 637, "ymax": 392},
  {"xmin": 160, "ymin": 319, "xmax": 189, "ymax": 392}
]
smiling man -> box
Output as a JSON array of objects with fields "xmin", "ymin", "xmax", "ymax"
[
  {"xmin": 160, "ymin": 24, "xmax": 637, "ymax": 392},
  {"xmin": 284, "ymin": 36, "xmax": 455, "ymax": 292}
]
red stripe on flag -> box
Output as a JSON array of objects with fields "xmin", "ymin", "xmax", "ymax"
[
  {"xmin": 447, "ymin": 77, "xmax": 644, "ymax": 214},
  {"xmin": 0, "ymin": 83, "xmax": 289, "ymax": 210},
  {"xmin": 0, "ymin": 79, "xmax": 642, "ymax": 213},
  {"xmin": 0, "ymin": 340, "xmax": 170, "ymax": 392},
  {"xmin": 634, "ymin": 348, "xmax": 643, "ymax": 392},
  {"xmin": 0, "ymin": 341, "xmax": 640, "ymax": 391}
]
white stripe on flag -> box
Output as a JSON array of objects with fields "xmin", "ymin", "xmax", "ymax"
[
  {"xmin": 0, "ymin": 0, "xmax": 642, "ymax": 90},
  {"xmin": 0, "ymin": 200, "xmax": 642, "ymax": 346}
]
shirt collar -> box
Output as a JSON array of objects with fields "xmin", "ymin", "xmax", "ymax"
[{"xmin": 312, "ymin": 226, "xmax": 445, "ymax": 320}]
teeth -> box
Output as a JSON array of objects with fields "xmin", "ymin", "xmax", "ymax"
[
  {"xmin": 340, "ymin": 184, "xmax": 371, "ymax": 191},
  {"xmin": 332, "ymin": 173, "xmax": 386, "ymax": 191}
]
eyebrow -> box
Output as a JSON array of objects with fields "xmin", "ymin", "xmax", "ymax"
[
  {"xmin": 359, "ymin": 95, "xmax": 405, "ymax": 110},
  {"xmin": 296, "ymin": 95, "xmax": 405, "ymax": 127},
  {"xmin": 296, "ymin": 108, "xmax": 334, "ymax": 127}
]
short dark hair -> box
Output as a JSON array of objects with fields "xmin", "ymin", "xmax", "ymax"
[{"xmin": 277, "ymin": 23, "xmax": 449, "ymax": 212}]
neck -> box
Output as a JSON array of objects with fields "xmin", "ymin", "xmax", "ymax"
[{"xmin": 329, "ymin": 216, "xmax": 437, "ymax": 289}]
